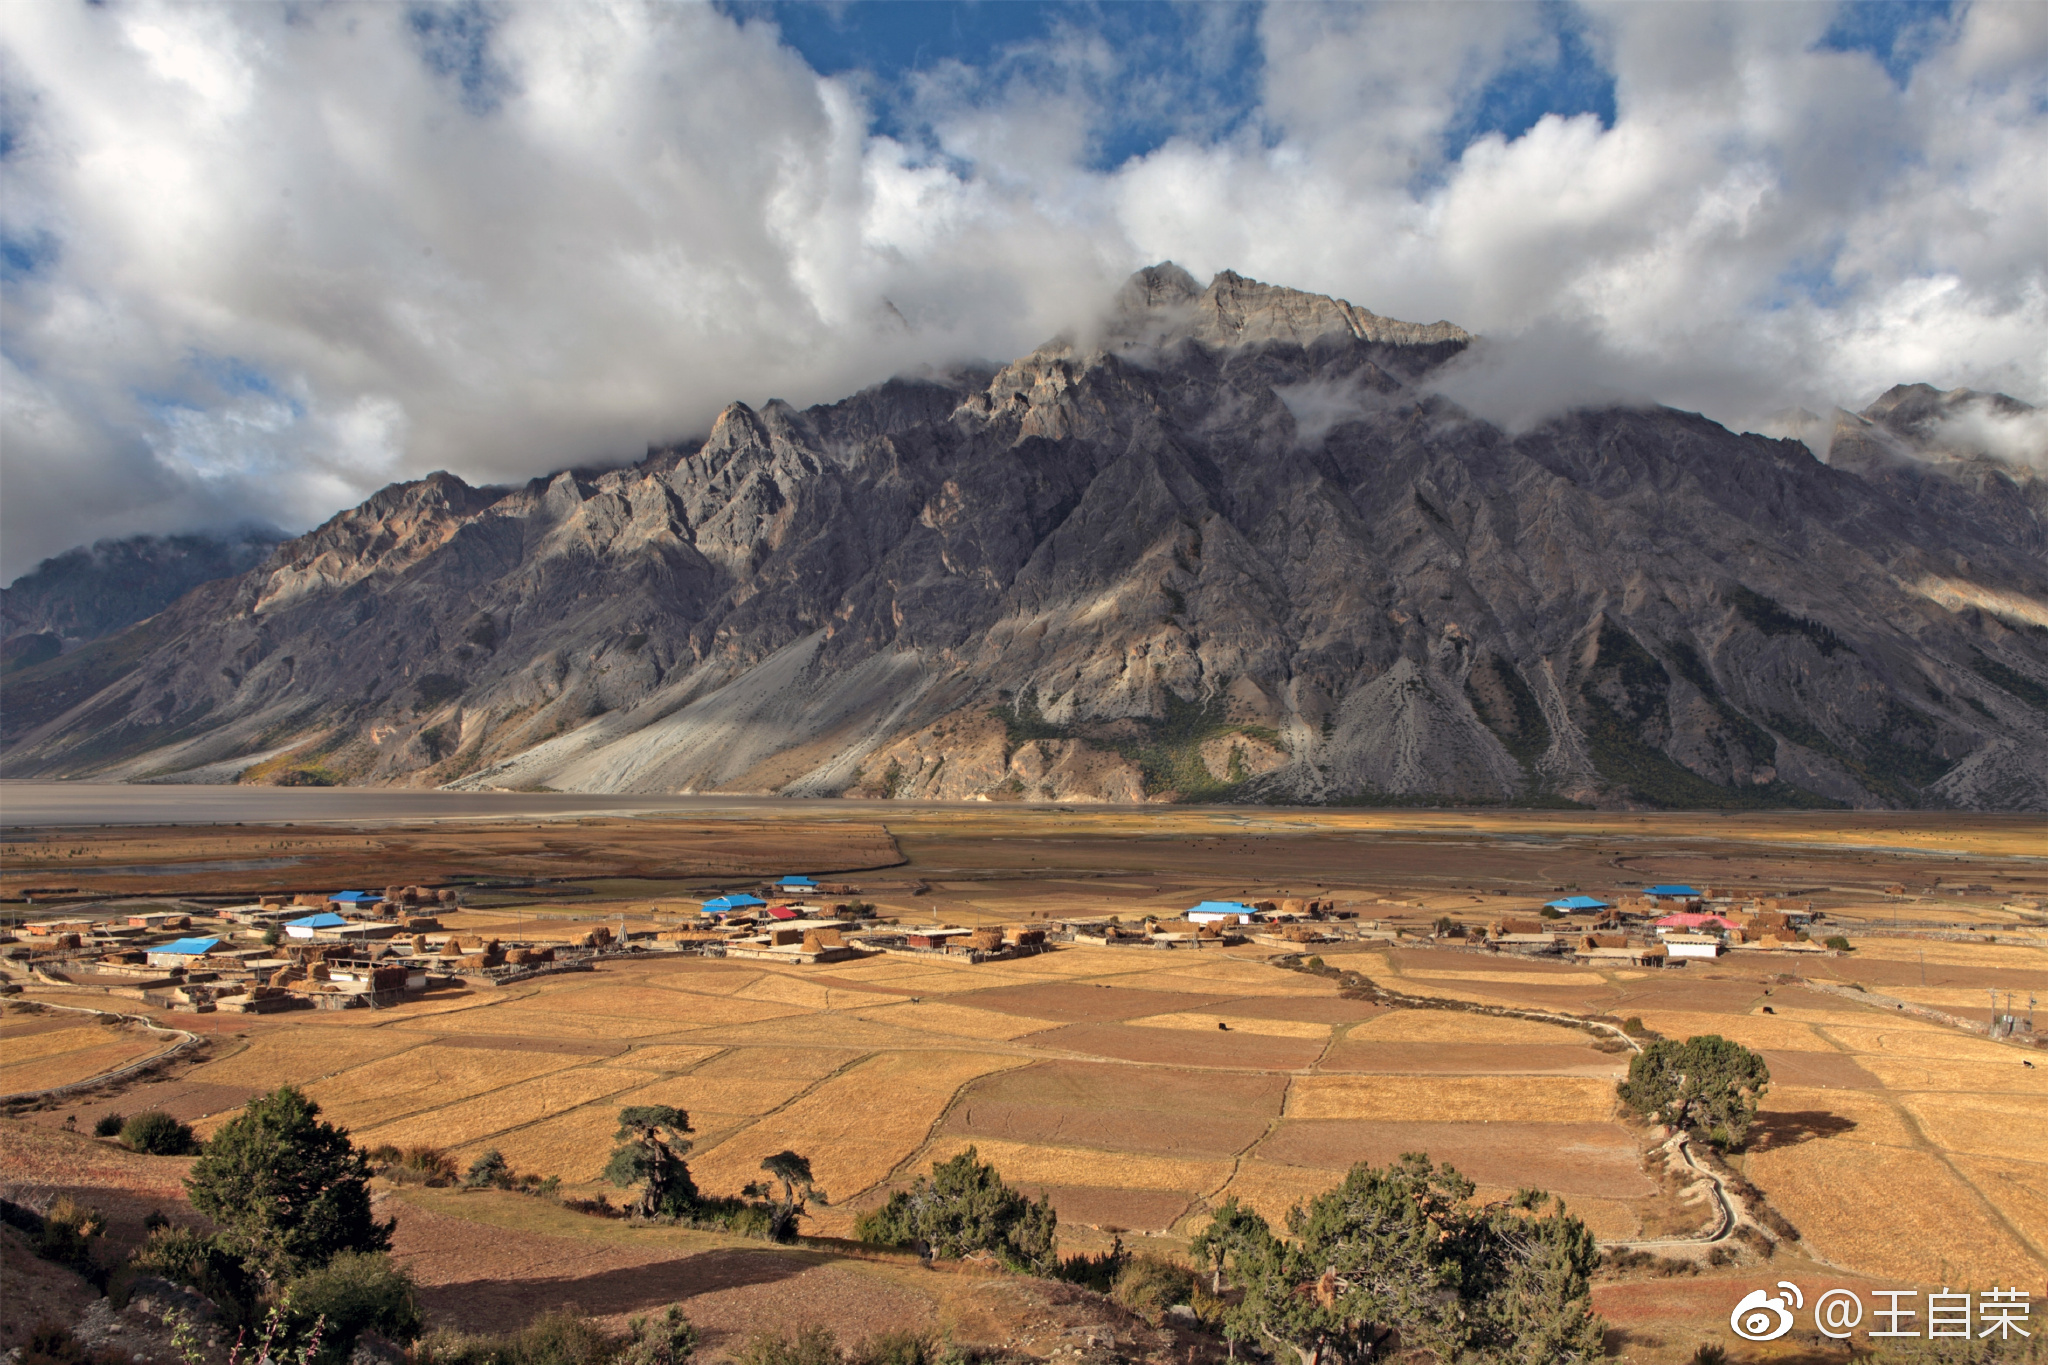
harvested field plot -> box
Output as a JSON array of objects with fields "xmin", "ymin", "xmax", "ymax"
[
  {"xmin": 1288, "ymin": 1075, "xmax": 1617, "ymax": 1123},
  {"xmin": 300, "ymin": 1043, "xmax": 588, "ymax": 1130},
  {"xmin": 1818, "ymin": 1023, "xmax": 2030, "ymax": 1063},
  {"xmin": 689, "ymin": 1050, "xmax": 1025, "ymax": 1201},
  {"xmin": 1031, "ymin": 1184, "xmax": 1195, "ymax": 1233},
  {"xmin": 950, "ymin": 982, "xmax": 1233, "ymax": 1022},
  {"xmin": 184, "ymin": 1026, "xmax": 426, "ymax": 1088},
  {"xmin": 945, "ymin": 1061, "xmax": 1282, "ymax": 1159},
  {"xmin": 0, "ymin": 1022, "xmax": 156, "ymax": 1067},
  {"xmin": 1024, "ymin": 1021, "xmax": 1326, "ymax": 1070},
  {"xmin": 1854, "ymin": 1054, "xmax": 2048, "ymax": 1093},
  {"xmin": 1950, "ymin": 1154, "xmax": 2048, "ymax": 1254},
  {"xmin": 1399, "ymin": 969, "xmax": 1608, "ymax": 988},
  {"xmin": 1625, "ymin": 1010, "xmax": 1831, "ymax": 1051},
  {"xmin": 1755, "ymin": 1050, "xmax": 1880, "ymax": 1090},
  {"xmin": 53, "ymin": 1080, "xmax": 259, "ymax": 1134},
  {"xmin": 1128, "ymin": 1011, "xmax": 1330, "ymax": 1040},
  {"xmin": 1319, "ymin": 1041, "xmax": 1624, "ymax": 1075},
  {"xmin": 1900, "ymin": 1092, "xmax": 2048, "ymax": 1162},
  {"xmin": 1343, "ymin": 1012, "xmax": 1585, "ymax": 1044},
  {"xmin": 600, "ymin": 1044, "xmax": 726, "ymax": 1072},
  {"xmin": 357, "ymin": 1066, "xmax": 659, "ymax": 1151},
  {"xmin": 0, "ymin": 1036, "xmax": 165, "ymax": 1096},
  {"xmin": 1252, "ymin": 1120, "xmax": 1652, "ymax": 1198},
  {"xmin": 1746, "ymin": 1140, "xmax": 2035, "ymax": 1285},
  {"xmin": 1214, "ymin": 1158, "xmax": 1361, "ymax": 1226},
  {"xmin": 920, "ymin": 1135, "xmax": 1229, "ymax": 1199},
  {"xmin": 1211, "ymin": 996, "xmax": 1384, "ymax": 1024},
  {"xmin": 425, "ymin": 1034, "xmax": 626, "ymax": 1057},
  {"xmin": 419, "ymin": 1006, "xmax": 686, "ymax": 1040},
  {"xmin": 1602, "ymin": 979, "xmax": 1770, "ymax": 1014},
  {"xmin": 845, "ymin": 1000, "xmax": 1056, "ymax": 1040}
]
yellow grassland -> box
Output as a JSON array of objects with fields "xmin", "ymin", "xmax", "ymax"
[
  {"xmin": 1127, "ymin": 1012, "xmax": 1330, "ymax": 1040},
  {"xmin": 442, "ymin": 1078, "xmax": 756, "ymax": 1185},
  {"xmin": 1345, "ymin": 1013, "xmax": 1587, "ymax": 1045},
  {"xmin": 1626, "ymin": 1012, "xmax": 1833, "ymax": 1052},
  {"xmin": 917, "ymin": 1135, "xmax": 1229, "ymax": 1197},
  {"xmin": 1744, "ymin": 1141, "xmax": 2036, "ymax": 1285},
  {"xmin": 300, "ymin": 1044, "xmax": 588, "ymax": 1130},
  {"xmin": 355, "ymin": 1066, "xmax": 659, "ymax": 1151},
  {"xmin": 1756, "ymin": 1085, "xmax": 1923, "ymax": 1148},
  {"xmin": 688, "ymin": 1046, "xmax": 866, "ymax": 1084},
  {"xmin": 1287, "ymin": 1075, "xmax": 1617, "ymax": 1124},
  {"xmin": 541, "ymin": 984, "xmax": 813, "ymax": 1027},
  {"xmin": 689, "ymin": 1050, "xmax": 1027, "ymax": 1201}
]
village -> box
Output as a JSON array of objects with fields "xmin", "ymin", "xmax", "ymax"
[{"xmin": 0, "ymin": 871, "xmax": 1851, "ymax": 1019}]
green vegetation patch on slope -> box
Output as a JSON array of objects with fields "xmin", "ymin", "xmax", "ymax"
[
  {"xmin": 1726, "ymin": 585, "xmax": 1848, "ymax": 656},
  {"xmin": 1971, "ymin": 651, "xmax": 2048, "ymax": 714}
]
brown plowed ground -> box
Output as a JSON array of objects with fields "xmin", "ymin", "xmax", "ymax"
[
  {"xmin": 1319, "ymin": 1041, "xmax": 1623, "ymax": 1074},
  {"xmin": 944, "ymin": 1099, "xmax": 1268, "ymax": 1160},
  {"xmin": 1252, "ymin": 1119, "xmax": 1654, "ymax": 1197},
  {"xmin": 1755, "ymin": 1049, "xmax": 1881, "ymax": 1090},
  {"xmin": 1031, "ymin": 1184, "xmax": 1196, "ymax": 1234},
  {"xmin": 1021, "ymin": 1021, "xmax": 1325, "ymax": 1070}
]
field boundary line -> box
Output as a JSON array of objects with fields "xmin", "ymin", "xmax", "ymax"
[{"xmin": 0, "ymin": 1001, "xmax": 203, "ymax": 1104}]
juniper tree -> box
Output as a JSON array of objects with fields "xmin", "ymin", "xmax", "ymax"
[
  {"xmin": 186, "ymin": 1086, "xmax": 390, "ymax": 1279},
  {"xmin": 1189, "ymin": 1196, "xmax": 1273, "ymax": 1294},
  {"xmin": 605, "ymin": 1106, "xmax": 699, "ymax": 1218},
  {"xmin": 756, "ymin": 1150, "xmax": 822, "ymax": 1243},
  {"xmin": 1618, "ymin": 1034, "xmax": 1771, "ymax": 1147},
  {"xmin": 854, "ymin": 1146, "xmax": 1056, "ymax": 1273}
]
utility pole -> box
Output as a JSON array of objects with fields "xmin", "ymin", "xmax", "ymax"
[{"xmin": 1989, "ymin": 989, "xmax": 2001, "ymax": 1038}]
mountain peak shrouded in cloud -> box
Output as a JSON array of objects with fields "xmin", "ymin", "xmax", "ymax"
[
  {"xmin": 2, "ymin": 1, "xmax": 2044, "ymax": 578},
  {"xmin": 6, "ymin": 265, "xmax": 2045, "ymax": 809}
]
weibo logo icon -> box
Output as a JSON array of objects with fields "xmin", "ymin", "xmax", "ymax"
[{"xmin": 1730, "ymin": 1282, "xmax": 1804, "ymax": 1341}]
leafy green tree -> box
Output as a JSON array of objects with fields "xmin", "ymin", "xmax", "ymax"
[
  {"xmin": 1224, "ymin": 1155, "xmax": 1605, "ymax": 1365},
  {"xmin": 1618, "ymin": 1035, "xmax": 1771, "ymax": 1146},
  {"xmin": 853, "ymin": 1146, "xmax": 1057, "ymax": 1273},
  {"xmin": 94, "ymin": 1112, "xmax": 126, "ymax": 1138},
  {"xmin": 604, "ymin": 1106, "xmax": 699, "ymax": 1218},
  {"xmin": 122, "ymin": 1110, "xmax": 199, "ymax": 1155},
  {"xmin": 186, "ymin": 1085, "xmax": 391, "ymax": 1279},
  {"xmin": 281, "ymin": 1250, "xmax": 423, "ymax": 1363},
  {"xmin": 1189, "ymin": 1195, "xmax": 1272, "ymax": 1293}
]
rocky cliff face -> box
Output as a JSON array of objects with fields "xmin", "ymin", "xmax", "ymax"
[
  {"xmin": 1, "ymin": 531, "xmax": 282, "ymax": 676},
  {"xmin": 5, "ymin": 266, "xmax": 2046, "ymax": 808}
]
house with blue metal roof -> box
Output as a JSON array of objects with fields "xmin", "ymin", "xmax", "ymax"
[
  {"xmin": 1545, "ymin": 896, "xmax": 1612, "ymax": 912},
  {"xmin": 773, "ymin": 876, "xmax": 816, "ymax": 889},
  {"xmin": 1185, "ymin": 900, "xmax": 1255, "ymax": 923},
  {"xmin": 1644, "ymin": 884, "xmax": 1701, "ymax": 899},
  {"xmin": 146, "ymin": 937, "xmax": 224, "ymax": 967},
  {"xmin": 284, "ymin": 912, "xmax": 350, "ymax": 939},
  {"xmin": 703, "ymin": 894, "xmax": 767, "ymax": 916}
]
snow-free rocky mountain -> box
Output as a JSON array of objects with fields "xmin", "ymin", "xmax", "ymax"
[{"xmin": 5, "ymin": 266, "xmax": 2047, "ymax": 809}]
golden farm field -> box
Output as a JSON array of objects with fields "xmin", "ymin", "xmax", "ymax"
[{"xmin": 20, "ymin": 915, "xmax": 2046, "ymax": 1321}]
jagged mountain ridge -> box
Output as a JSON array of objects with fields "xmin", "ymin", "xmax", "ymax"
[{"xmin": 5, "ymin": 265, "xmax": 2047, "ymax": 808}]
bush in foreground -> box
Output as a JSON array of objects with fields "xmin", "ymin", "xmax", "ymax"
[
  {"xmin": 122, "ymin": 1111, "xmax": 199, "ymax": 1156},
  {"xmin": 281, "ymin": 1250, "xmax": 423, "ymax": 1363},
  {"xmin": 854, "ymin": 1147, "xmax": 1055, "ymax": 1273}
]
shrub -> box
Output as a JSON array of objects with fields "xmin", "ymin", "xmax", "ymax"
[
  {"xmin": 1110, "ymin": 1253, "xmax": 1197, "ymax": 1325},
  {"xmin": 20, "ymin": 1320, "xmax": 139, "ymax": 1365},
  {"xmin": 1690, "ymin": 1348, "xmax": 1730, "ymax": 1365},
  {"xmin": 383, "ymin": 1146, "xmax": 460, "ymax": 1187},
  {"xmin": 131, "ymin": 1225, "xmax": 259, "ymax": 1323},
  {"xmin": 33, "ymin": 1196, "xmax": 106, "ymax": 1281},
  {"xmin": 616, "ymin": 1305, "xmax": 698, "ymax": 1365},
  {"xmin": 1054, "ymin": 1237, "xmax": 1126, "ymax": 1293},
  {"xmin": 94, "ymin": 1113, "xmax": 126, "ymax": 1138},
  {"xmin": 506, "ymin": 1310, "xmax": 625, "ymax": 1365},
  {"xmin": 121, "ymin": 1111, "xmax": 198, "ymax": 1155},
  {"xmin": 1824, "ymin": 935, "xmax": 1851, "ymax": 951},
  {"xmin": 733, "ymin": 1327, "xmax": 842, "ymax": 1365},
  {"xmin": 464, "ymin": 1150, "xmax": 509, "ymax": 1190},
  {"xmin": 282, "ymin": 1251, "xmax": 423, "ymax": 1362}
]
